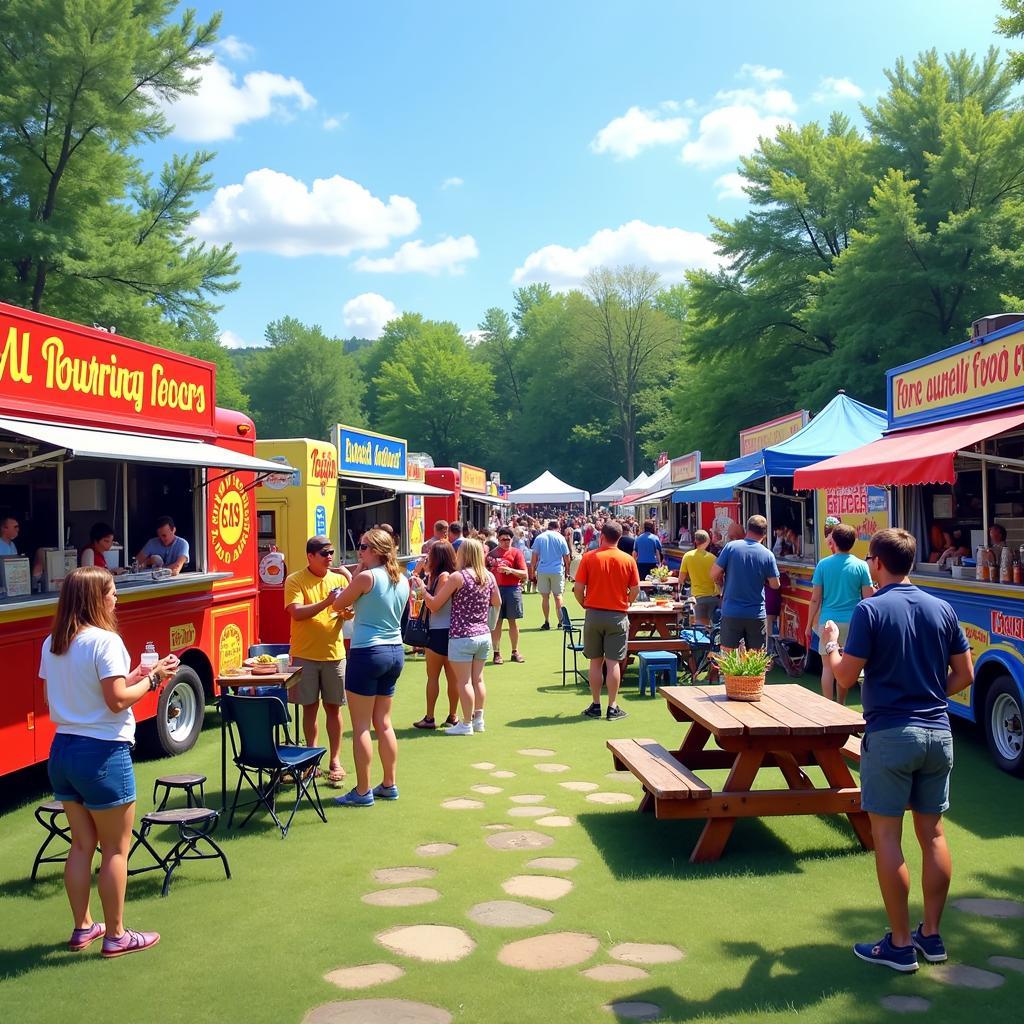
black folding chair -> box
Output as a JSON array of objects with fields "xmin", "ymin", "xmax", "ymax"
[
  {"xmin": 558, "ymin": 606, "xmax": 588, "ymax": 686},
  {"xmin": 220, "ymin": 695, "xmax": 327, "ymax": 838},
  {"xmin": 670, "ymin": 608, "xmax": 722, "ymax": 683}
]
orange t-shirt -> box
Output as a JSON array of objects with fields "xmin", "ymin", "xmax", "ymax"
[{"xmin": 575, "ymin": 546, "xmax": 640, "ymax": 613}]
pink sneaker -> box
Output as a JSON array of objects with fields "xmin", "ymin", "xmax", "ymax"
[
  {"xmin": 101, "ymin": 928, "xmax": 161, "ymax": 958},
  {"xmin": 68, "ymin": 922, "xmax": 105, "ymax": 951}
]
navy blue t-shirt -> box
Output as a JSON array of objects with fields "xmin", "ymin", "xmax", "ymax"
[
  {"xmin": 844, "ymin": 583, "xmax": 969, "ymax": 733},
  {"xmin": 715, "ymin": 538, "xmax": 779, "ymax": 618}
]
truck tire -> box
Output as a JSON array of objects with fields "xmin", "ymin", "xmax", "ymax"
[
  {"xmin": 984, "ymin": 675, "xmax": 1024, "ymax": 777},
  {"xmin": 154, "ymin": 666, "xmax": 205, "ymax": 758}
]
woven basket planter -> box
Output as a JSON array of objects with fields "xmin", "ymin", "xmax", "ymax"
[{"xmin": 724, "ymin": 673, "xmax": 766, "ymax": 702}]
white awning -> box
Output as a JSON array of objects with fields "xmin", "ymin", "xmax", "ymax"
[
  {"xmin": 339, "ymin": 474, "xmax": 452, "ymax": 497},
  {"xmin": 626, "ymin": 486, "xmax": 676, "ymax": 504},
  {"xmin": 463, "ymin": 491, "xmax": 509, "ymax": 505},
  {"xmin": 0, "ymin": 415, "xmax": 294, "ymax": 474}
]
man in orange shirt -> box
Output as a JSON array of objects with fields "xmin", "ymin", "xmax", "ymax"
[{"xmin": 573, "ymin": 520, "xmax": 640, "ymax": 721}]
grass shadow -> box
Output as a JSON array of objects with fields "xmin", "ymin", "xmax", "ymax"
[{"xmin": 0, "ymin": 943, "xmax": 68, "ymax": 983}]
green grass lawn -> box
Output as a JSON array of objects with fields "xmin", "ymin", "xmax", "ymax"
[{"xmin": 1, "ymin": 592, "xmax": 1022, "ymax": 1024}]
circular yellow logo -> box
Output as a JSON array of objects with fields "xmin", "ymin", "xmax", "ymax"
[
  {"xmin": 219, "ymin": 623, "xmax": 243, "ymax": 673},
  {"xmin": 211, "ymin": 475, "xmax": 251, "ymax": 565}
]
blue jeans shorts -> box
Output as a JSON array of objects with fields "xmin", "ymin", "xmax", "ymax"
[
  {"xmin": 860, "ymin": 726, "xmax": 953, "ymax": 817},
  {"xmin": 345, "ymin": 644, "xmax": 404, "ymax": 698},
  {"xmin": 448, "ymin": 634, "xmax": 492, "ymax": 663},
  {"xmin": 49, "ymin": 733, "xmax": 136, "ymax": 810}
]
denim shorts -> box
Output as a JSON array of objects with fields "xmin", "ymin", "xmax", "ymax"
[
  {"xmin": 345, "ymin": 644, "xmax": 404, "ymax": 698},
  {"xmin": 448, "ymin": 634, "xmax": 492, "ymax": 663},
  {"xmin": 860, "ymin": 726, "xmax": 954, "ymax": 817},
  {"xmin": 49, "ymin": 733, "xmax": 136, "ymax": 810}
]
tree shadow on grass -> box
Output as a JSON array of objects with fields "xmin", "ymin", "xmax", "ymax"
[
  {"xmin": 0, "ymin": 943, "xmax": 67, "ymax": 983},
  {"xmin": 506, "ymin": 713, "xmax": 595, "ymax": 728}
]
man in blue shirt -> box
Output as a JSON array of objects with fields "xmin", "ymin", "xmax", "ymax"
[
  {"xmin": 823, "ymin": 527, "xmax": 973, "ymax": 974},
  {"xmin": 709, "ymin": 515, "xmax": 780, "ymax": 650},
  {"xmin": 136, "ymin": 516, "xmax": 190, "ymax": 575},
  {"xmin": 0, "ymin": 515, "xmax": 19, "ymax": 556},
  {"xmin": 633, "ymin": 519, "xmax": 664, "ymax": 579},
  {"xmin": 530, "ymin": 520, "xmax": 570, "ymax": 630}
]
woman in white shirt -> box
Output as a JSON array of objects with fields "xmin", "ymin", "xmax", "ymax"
[{"xmin": 41, "ymin": 567, "xmax": 178, "ymax": 958}]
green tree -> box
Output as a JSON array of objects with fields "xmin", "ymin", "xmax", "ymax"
[
  {"xmin": 474, "ymin": 306, "xmax": 522, "ymax": 412},
  {"xmin": 998, "ymin": 0, "xmax": 1024, "ymax": 79},
  {"xmin": 353, "ymin": 313, "xmax": 424, "ymax": 412}
]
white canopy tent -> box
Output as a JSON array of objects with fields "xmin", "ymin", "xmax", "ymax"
[
  {"xmin": 592, "ymin": 475, "xmax": 629, "ymax": 504},
  {"xmin": 617, "ymin": 470, "xmax": 651, "ymax": 504},
  {"xmin": 509, "ymin": 470, "xmax": 590, "ymax": 504}
]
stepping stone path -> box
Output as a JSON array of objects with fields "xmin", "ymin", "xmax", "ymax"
[
  {"xmin": 929, "ymin": 964, "xmax": 1005, "ymax": 989},
  {"xmin": 416, "ymin": 843, "xmax": 457, "ymax": 857},
  {"xmin": 535, "ymin": 763, "xmax": 571, "ymax": 773},
  {"xmin": 486, "ymin": 830, "xmax": 554, "ymax": 851},
  {"xmin": 610, "ymin": 942, "xmax": 684, "ymax": 965},
  {"xmin": 582, "ymin": 964, "xmax": 649, "ymax": 982},
  {"xmin": 484, "ymin": 823, "xmax": 511, "ymax": 831},
  {"xmin": 603, "ymin": 1001, "xmax": 662, "ymax": 1021},
  {"xmin": 502, "ymin": 874, "xmax": 573, "ymax": 900},
  {"xmin": 536, "ymin": 815, "xmax": 573, "ymax": 827},
  {"xmin": 467, "ymin": 900, "xmax": 554, "ymax": 928},
  {"xmin": 492, "ymin": 770, "xmax": 517, "ymax": 778},
  {"xmin": 586, "ymin": 792, "xmax": 635, "ymax": 805},
  {"xmin": 498, "ymin": 931, "xmax": 599, "ymax": 969},
  {"xmin": 952, "ymin": 897, "xmax": 1024, "ymax": 918},
  {"xmin": 362, "ymin": 887, "xmax": 440, "ymax": 907},
  {"xmin": 879, "ymin": 996, "xmax": 932, "ymax": 1013},
  {"xmin": 507, "ymin": 806, "xmax": 557, "ymax": 818},
  {"xmin": 471, "ymin": 762, "xmax": 496, "ymax": 770},
  {"xmin": 509, "ymin": 794, "xmax": 547, "ymax": 804},
  {"xmin": 373, "ymin": 866, "xmax": 437, "ymax": 884},
  {"xmin": 471, "ymin": 785, "xmax": 503, "ymax": 795},
  {"xmin": 303, "ymin": 1000, "xmax": 451, "ymax": 1024},
  {"xmin": 989, "ymin": 956, "xmax": 1024, "ymax": 972},
  {"xmin": 376, "ymin": 925, "xmax": 476, "ymax": 963},
  {"xmin": 560, "ymin": 781, "xmax": 600, "ymax": 792},
  {"xmin": 527, "ymin": 857, "xmax": 580, "ymax": 871},
  {"xmin": 441, "ymin": 798, "xmax": 484, "ymax": 810},
  {"xmin": 323, "ymin": 964, "xmax": 406, "ymax": 990},
  {"xmin": 517, "ymin": 748, "xmax": 555, "ymax": 757}
]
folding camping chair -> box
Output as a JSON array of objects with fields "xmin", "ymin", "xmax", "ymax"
[{"xmin": 559, "ymin": 606, "xmax": 588, "ymax": 686}]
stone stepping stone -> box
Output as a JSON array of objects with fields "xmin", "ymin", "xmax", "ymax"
[
  {"xmin": 303, "ymin": 999, "xmax": 451, "ymax": 1024},
  {"xmin": 535, "ymin": 763, "xmax": 571, "ymax": 773},
  {"xmin": 586, "ymin": 792, "xmax": 635, "ymax": 805},
  {"xmin": 373, "ymin": 867, "xmax": 437, "ymax": 885},
  {"xmin": 492, "ymin": 770, "xmax": 517, "ymax": 778},
  {"xmin": 362, "ymin": 887, "xmax": 440, "ymax": 907},
  {"xmin": 484, "ymin": 823, "xmax": 511, "ymax": 831},
  {"xmin": 416, "ymin": 843, "xmax": 457, "ymax": 857},
  {"xmin": 582, "ymin": 964, "xmax": 649, "ymax": 982},
  {"xmin": 467, "ymin": 900, "xmax": 554, "ymax": 928},
  {"xmin": 471, "ymin": 762, "xmax": 497, "ymax": 770},
  {"xmin": 879, "ymin": 995, "xmax": 931, "ymax": 1013},
  {"xmin": 502, "ymin": 874, "xmax": 573, "ymax": 900},
  {"xmin": 518, "ymin": 748, "xmax": 555, "ymax": 757},
  {"xmin": 498, "ymin": 931, "xmax": 599, "ymax": 970},
  {"xmin": 560, "ymin": 781, "xmax": 600, "ymax": 792},
  {"xmin": 486, "ymin": 830, "xmax": 554, "ymax": 851},
  {"xmin": 929, "ymin": 964, "xmax": 1005, "ymax": 989},
  {"xmin": 536, "ymin": 815, "xmax": 574, "ymax": 828},
  {"xmin": 441, "ymin": 798, "xmax": 484, "ymax": 810},
  {"xmin": 509, "ymin": 794, "xmax": 547, "ymax": 804},
  {"xmin": 507, "ymin": 805, "xmax": 557, "ymax": 818},
  {"xmin": 606, "ymin": 771, "xmax": 631, "ymax": 779},
  {"xmin": 952, "ymin": 897, "xmax": 1024, "ymax": 918},
  {"xmin": 989, "ymin": 956, "xmax": 1024, "ymax": 972},
  {"xmin": 376, "ymin": 925, "xmax": 476, "ymax": 963},
  {"xmin": 603, "ymin": 1001, "xmax": 662, "ymax": 1021},
  {"xmin": 323, "ymin": 963, "xmax": 406, "ymax": 990},
  {"xmin": 527, "ymin": 857, "xmax": 580, "ymax": 871},
  {"xmin": 471, "ymin": 785, "xmax": 503, "ymax": 795},
  {"xmin": 609, "ymin": 942, "xmax": 684, "ymax": 965}
]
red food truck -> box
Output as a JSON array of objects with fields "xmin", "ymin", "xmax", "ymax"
[{"xmin": 0, "ymin": 303, "xmax": 292, "ymax": 777}]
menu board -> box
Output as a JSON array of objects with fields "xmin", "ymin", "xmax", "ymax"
[{"xmin": 0, "ymin": 556, "xmax": 32, "ymax": 597}]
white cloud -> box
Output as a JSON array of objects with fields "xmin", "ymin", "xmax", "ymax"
[
  {"xmin": 715, "ymin": 173, "xmax": 748, "ymax": 200},
  {"xmin": 353, "ymin": 235, "xmax": 478, "ymax": 275},
  {"xmin": 714, "ymin": 86, "xmax": 796, "ymax": 115},
  {"xmin": 219, "ymin": 329, "xmax": 257, "ymax": 349},
  {"xmin": 681, "ymin": 104, "xmax": 794, "ymax": 168},
  {"xmin": 739, "ymin": 63, "xmax": 785, "ymax": 84},
  {"xmin": 464, "ymin": 329, "xmax": 486, "ymax": 346},
  {"xmin": 441, "ymin": 176, "xmax": 464, "ymax": 189},
  {"xmin": 322, "ymin": 114, "xmax": 347, "ymax": 131},
  {"xmin": 511, "ymin": 220, "xmax": 722, "ymax": 291},
  {"xmin": 590, "ymin": 105, "xmax": 690, "ymax": 160},
  {"xmin": 195, "ymin": 169, "xmax": 420, "ymax": 257},
  {"xmin": 219, "ymin": 35, "xmax": 254, "ymax": 61},
  {"xmin": 162, "ymin": 57, "xmax": 315, "ymax": 141},
  {"xmin": 342, "ymin": 293, "xmax": 399, "ymax": 339},
  {"xmin": 814, "ymin": 76, "xmax": 865, "ymax": 102}
]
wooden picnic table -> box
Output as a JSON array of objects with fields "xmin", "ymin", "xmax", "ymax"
[
  {"xmin": 626, "ymin": 601, "xmax": 686, "ymax": 640},
  {"xmin": 638, "ymin": 576, "xmax": 681, "ymax": 595},
  {"xmin": 607, "ymin": 683, "xmax": 871, "ymax": 863}
]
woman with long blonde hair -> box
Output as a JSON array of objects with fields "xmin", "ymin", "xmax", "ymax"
[
  {"xmin": 413, "ymin": 538, "xmax": 500, "ymax": 735},
  {"xmin": 332, "ymin": 527, "xmax": 410, "ymax": 805},
  {"xmin": 42, "ymin": 567, "xmax": 179, "ymax": 957}
]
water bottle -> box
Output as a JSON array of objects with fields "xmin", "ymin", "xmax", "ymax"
[{"xmin": 140, "ymin": 641, "xmax": 159, "ymax": 671}]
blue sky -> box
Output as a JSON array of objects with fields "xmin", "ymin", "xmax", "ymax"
[{"xmin": 153, "ymin": 1, "xmax": 1010, "ymax": 347}]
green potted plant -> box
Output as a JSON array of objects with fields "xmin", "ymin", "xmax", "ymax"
[{"xmin": 712, "ymin": 641, "xmax": 773, "ymax": 701}]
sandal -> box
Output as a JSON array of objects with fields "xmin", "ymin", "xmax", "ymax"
[
  {"xmin": 327, "ymin": 766, "xmax": 347, "ymax": 787},
  {"xmin": 413, "ymin": 717, "xmax": 437, "ymax": 730}
]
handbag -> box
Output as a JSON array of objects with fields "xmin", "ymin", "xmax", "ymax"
[{"xmin": 402, "ymin": 584, "xmax": 432, "ymax": 647}]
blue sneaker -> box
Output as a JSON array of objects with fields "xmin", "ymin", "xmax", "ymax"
[
  {"xmin": 853, "ymin": 932, "xmax": 919, "ymax": 972},
  {"xmin": 372, "ymin": 783, "xmax": 399, "ymax": 801},
  {"xmin": 334, "ymin": 787, "xmax": 374, "ymax": 807},
  {"xmin": 911, "ymin": 924, "xmax": 947, "ymax": 963}
]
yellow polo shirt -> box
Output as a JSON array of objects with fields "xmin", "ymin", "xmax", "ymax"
[
  {"xmin": 284, "ymin": 568, "xmax": 347, "ymax": 661},
  {"xmin": 681, "ymin": 548, "xmax": 717, "ymax": 598}
]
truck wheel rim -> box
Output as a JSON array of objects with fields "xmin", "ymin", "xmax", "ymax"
[
  {"xmin": 166, "ymin": 679, "xmax": 198, "ymax": 740},
  {"xmin": 992, "ymin": 692, "xmax": 1023, "ymax": 762}
]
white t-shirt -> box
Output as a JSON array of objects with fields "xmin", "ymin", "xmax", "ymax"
[{"xmin": 39, "ymin": 626, "xmax": 134, "ymax": 743}]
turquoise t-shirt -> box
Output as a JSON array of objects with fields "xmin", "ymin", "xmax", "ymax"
[{"xmin": 812, "ymin": 552, "xmax": 872, "ymax": 624}]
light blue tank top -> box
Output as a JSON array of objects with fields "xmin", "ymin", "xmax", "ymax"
[
  {"xmin": 352, "ymin": 566, "xmax": 411, "ymax": 648},
  {"xmin": 426, "ymin": 574, "xmax": 452, "ymax": 629}
]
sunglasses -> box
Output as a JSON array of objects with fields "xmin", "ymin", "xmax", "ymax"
[
  {"xmin": 358, "ymin": 543, "xmax": 371, "ymax": 550},
  {"xmin": 316, "ymin": 549, "xmax": 335, "ymax": 558},
  {"xmin": 865, "ymin": 554, "xmax": 877, "ymax": 562}
]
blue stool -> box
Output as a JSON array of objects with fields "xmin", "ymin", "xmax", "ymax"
[{"xmin": 636, "ymin": 651, "xmax": 678, "ymax": 696}]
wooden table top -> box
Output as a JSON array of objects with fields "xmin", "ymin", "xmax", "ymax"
[
  {"xmin": 660, "ymin": 683, "xmax": 865, "ymax": 738},
  {"xmin": 216, "ymin": 667, "xmax": 301, "ymax": 690},
  {"xmin": 639, "ymin": 577, "xmax": 679, "ymax": 586},
  {"xmin": 627, "ymin": 601, "xmax": 686, "ymax": 614}
]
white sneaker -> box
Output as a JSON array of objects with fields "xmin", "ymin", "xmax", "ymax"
[
  {"xmin": 472, "ymin": 716, "xmax": 485, "ymax": 733},
  {"xmin": 446, "ymin": 721, "xmax": 474, "ymax": 736}
]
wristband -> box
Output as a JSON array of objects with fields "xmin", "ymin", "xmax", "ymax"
[
  {"xmin": 824, "ymin": 641, "xmax": 839, "ymax": 656},
  {"xmin": 148, "ymin": 673, "xmax": 159, "ymax": 692}
]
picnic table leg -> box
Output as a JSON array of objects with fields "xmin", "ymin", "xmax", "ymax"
[
  {"xmin": 673, "ymin": 722, "xmax": 711, "ymax": 764},
  {"xmin": 690, "ymin": 749, "xmax": 765, "ymax": 863},
  {"xmin": 814, "ymin": 747, "xmax": 874, "ymax": 851},
  {"xmin": 774, "ymin": 750, "xmax": 813, "ymax": 790}
]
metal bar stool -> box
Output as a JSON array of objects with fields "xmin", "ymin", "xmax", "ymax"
[
  {"xmin": 152, "ymin": 773, "xmax": 207, "ymax": 811},
  {"xmin": 31, "ymin": 801, "xmax": 73, "ymax": 880},
  {"xmin": 127, "ymin": 807, "xmax": 230, "ymax": 897}
]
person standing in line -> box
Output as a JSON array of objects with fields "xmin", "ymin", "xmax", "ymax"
[
  {"xmin": 412, "ymin": 541, "xmax": 460, "ymax": 730},
  {"xmin": 284, "ymin": 536, "xmax": 352, "ymax": 787},
  {"xmin": 449, "ymin": 522, "xmax": 464, "ymax": 551},
  {"xmin": 486, "ymin": 526, "xmax": 528, "ymax": 664},
  {"xmin": 678, "ymin": 529, "xmax": 719, "ymax": 625},
  {"xmin": 530, "ymin": 519, "xmax": 570, "ymax": 630},
  {"xmin": 331, "ymin": 529, "xmax": 410, "ymax": 806},
  {"xmin": 806, "ymin": 523, "xmax": 874, "ymax": 702},
  {"xmin": 821, "ymin": 528, "xmax": 973, "ymax": 972},
  {"xmin": 617, "ymin": 521, "xmax": 636, "ymax": 558},
  {"xmin": 634, "ymin": 519, "xmax": 664, "ymax": 579},
  {"xmin": 709, "ymin": 514, "xmax": 780, "ymax": 650},
  {"xmin": 41, "ymin": 567, "xmax": 179, "ymax": 957},
  {"xmin": 413, "ymin": 539, "xmax": 500, "ymax": 735},
  {"xmin": 573, "ymin": 520, "xmax": 639, "ymax": 721}
]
